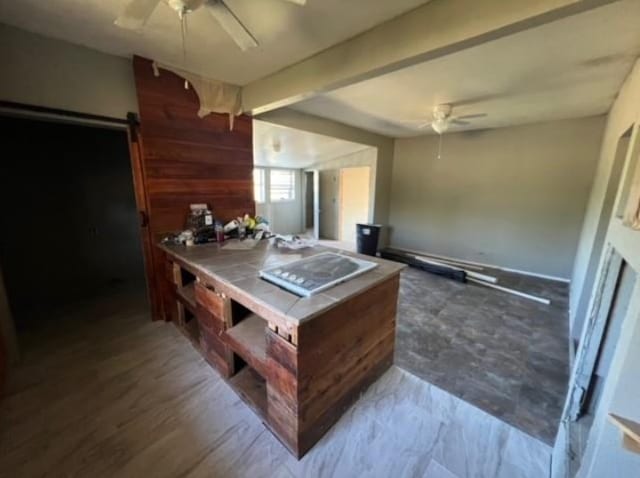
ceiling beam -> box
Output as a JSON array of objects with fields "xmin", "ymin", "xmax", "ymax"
[{"xmin": 242, "ymin": 0, "xmax": 617, "ymax": 114}]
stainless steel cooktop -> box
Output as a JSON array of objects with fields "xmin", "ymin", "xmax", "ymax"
[{"xmin": 259, "ymin": 252, "xmax": 378, "ymax": 297}]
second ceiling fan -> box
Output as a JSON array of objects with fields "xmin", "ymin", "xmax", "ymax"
[
  {"xmin": 115, "ymin": 0, "xmax": 306, "ymax": 51},
  {"xmin": 404, "ymin": 104, "xmax": 487, "ymax": 134}
]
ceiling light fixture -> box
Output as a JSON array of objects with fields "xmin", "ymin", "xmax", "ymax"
[{"xmin": 431, "ymin": 118, "xmax": 449, "ymax": 135}]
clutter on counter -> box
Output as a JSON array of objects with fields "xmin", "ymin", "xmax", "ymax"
[
  {"xmin": 270, "ymin": 234, "xmax": 316, "ymax": 250},
  {"xmin": 161, "ymin": 207, "xmax": 272, "ymax": 247}
]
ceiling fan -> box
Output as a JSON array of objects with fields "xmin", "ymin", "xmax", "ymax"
[
  {"xmin": 403, "ymin": 104, "xmax": 487, "ymax": 134},
  {"xmin": 115, "ymin": 0, "xmax": 307, "ymax": 51},
  {"xmin": 402, "ymin": 104, "xmax": 488, "ymax": 160}
]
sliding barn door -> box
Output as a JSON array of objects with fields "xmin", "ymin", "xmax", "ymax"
[
  {"xmin": 131, "ymin": 56, "xmax": 254, "ymax": 321},
  {"xmin": 126, "ymin": 119, "xmax": 160, "ymax": 320}
]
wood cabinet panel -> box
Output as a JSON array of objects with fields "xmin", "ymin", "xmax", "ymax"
[
  {"xmin": 295, "ymin": 276, "xmax": 399, "ymax": 456},
  {"xmin": 194, "ymin": 283, "xmax": 229, "ymax": 323}
]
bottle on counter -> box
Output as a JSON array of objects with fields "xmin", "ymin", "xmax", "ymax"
[{"xmin": 215, "ymin": 221, "xmax": 225, "ymax": 243}]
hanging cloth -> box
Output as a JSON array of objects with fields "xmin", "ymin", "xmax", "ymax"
[{"xmin": 152, "ymin": 61, "xmax": 242, "ymax": 130}]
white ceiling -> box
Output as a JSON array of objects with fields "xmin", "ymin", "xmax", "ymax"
[
  {"xmin": 291, "ymin": 0, "xmax": 640, "ymax": 137},
  {"xmin": 253, "ymin": 120, "xmax": 369, "ymax": 168},
  {"xmin": 0, "ymin": 0, "xmax": 430, "ymax": 85}
]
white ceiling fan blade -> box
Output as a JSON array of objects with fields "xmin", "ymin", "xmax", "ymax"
[
  {"xmin": 205, "ymin": 0, "xmax": 258, "ymax": 51},
  {"xmin": 455, "ymin": 113, "xmax": 487, "ymax": 120},
  {"xmin": 280, "ymin": 0, "xmax": 307, "ymax": 4},
  {"xmin": 399, "ymin": 120, "xmax": 433, "ymax": 129},
  {"xmin": 451, "ymin": 119, "xmax": 471, "ymax": 126},
  {"xmin": 115, "ymin": 0, "xmax": 161, "ymax": 29}
]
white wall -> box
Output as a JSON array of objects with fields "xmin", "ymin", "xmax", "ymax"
[
  {"xmin": 389, "ymin": 116, "xmax": 605, "ymax": 279},
  {"xmin": 255, "ymin": 168, "xmax": 304, "ymax": 235},
  {"xmin": 557, "ymin": 59, "xmax": 640, "ymax": 478},
  {"xmin": 0, "ymin": 23, "xmax": 137, "ymax": 118}
]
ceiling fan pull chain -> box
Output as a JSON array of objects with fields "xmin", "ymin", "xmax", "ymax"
[{"xmin": 437, "ymin": 133, "xmax": 443, "ymax": 160}]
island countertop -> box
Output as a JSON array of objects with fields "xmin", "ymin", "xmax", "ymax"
[
  {"xmin": 158, "ymin": 238, "xmax": 404, "ymax": 458},
  {"xmin": 159, "ymin": 240, "xmax": 405, "ymax": 327}
]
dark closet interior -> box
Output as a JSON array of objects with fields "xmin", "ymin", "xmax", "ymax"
[{"xmin": 0, "ymin": 115, "xmax": 145, "ymax": 331}]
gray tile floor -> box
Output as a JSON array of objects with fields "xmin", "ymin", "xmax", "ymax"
[
  {"xmin": 395, "ymin": 266, "xmax": 570, "ymax": 444},
  {"xmin": 1, "ymin": 288, "xmax": 551, "ymax": 478}
]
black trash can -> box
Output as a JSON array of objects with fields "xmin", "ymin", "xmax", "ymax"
[{"xmin": 356, "ymin": 223, "xmax": 382, "ymax": 256}]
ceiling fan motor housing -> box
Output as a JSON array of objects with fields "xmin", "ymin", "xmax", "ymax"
[
  {"xmin": 168, "ymin": 0, "xmax": 205, "ymax": 14},
  {"xmin": 431, "ymin": 104, "xmax": 453, "ymax": 134},
  {"xmin": 433, "ymin": 104, "xmax": 452, "ymax": 120},
  {"xmin": 431, "ymin": 119, "xmax": 449, "ymax": 134}
]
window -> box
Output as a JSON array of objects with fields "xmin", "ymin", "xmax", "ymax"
[
  {"xmin": 253, "ymin": 168, "xmax": 265, "ymax": 203},
  {"xmin": 270, "ymin": 169, "xmax": 296, "ymax": 202}
]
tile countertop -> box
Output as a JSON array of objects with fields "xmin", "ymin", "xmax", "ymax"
[{"xmin": 159, "ymin": 240, "xmax": 405, "ymax": 326}]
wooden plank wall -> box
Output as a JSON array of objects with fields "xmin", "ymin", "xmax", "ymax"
[
  {"xmin": 266, "ymin": 275, "xmax": 399, "ymax": 457},
  {"xmin": 132, "ymin": 56, "xmax": 254, "ymax": 320}
]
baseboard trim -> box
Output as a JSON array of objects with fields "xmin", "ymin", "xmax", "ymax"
[{"xmin": 388, "ymin": 246, "xmax": 571, "ymax": 283}]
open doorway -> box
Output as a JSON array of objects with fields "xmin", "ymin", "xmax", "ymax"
[
  {"xmin": 574, "ymin": 126, "xmax": 634, "ymax": 343},
  {"xmin": 304, "ymin": 170, "xmax": 319, "ymax": 239},
  {"xmin": 252, "ymin": 119, "xmax": 375, "ymax": 244},
  {"xmin": 0, "ymin": 114, "xmax": 146, "ymax": 344},
  {"xmin": 567, "ymin": 252, "xmax": 638, "ymax": 476}
]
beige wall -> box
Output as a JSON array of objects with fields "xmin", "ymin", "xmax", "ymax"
[
  {"xmin": 257, "ymin": 109, "xmax": 393, "ymax": 245},
  {"xmin": 554, "ymin": 59, "xmax": 640, "ymax": 478},
  {"xmin": 0, "ymin": 23, "xmax": 137, "ymax": 118},
  {"xmin": 389, "ymin": 116, "xmax": 605, "ymax": 279}
]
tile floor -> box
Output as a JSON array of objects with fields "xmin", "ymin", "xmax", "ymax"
[
  {"xmin": 395, "ymin": 265, "xmax": 570, "ymax": 444},
  {"xmin": 0, "ymin": 290, "xmax": 551, "ymax": 477}
]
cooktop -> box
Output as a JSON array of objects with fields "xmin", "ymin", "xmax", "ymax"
[{"xmin": 259, "ymin": 252, "xmax": 378, "ymax": 297}]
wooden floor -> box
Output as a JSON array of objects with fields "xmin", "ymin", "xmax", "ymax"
[{"xmin": 0, "ymin": 289, "xmax": 551, "ymax": 478}]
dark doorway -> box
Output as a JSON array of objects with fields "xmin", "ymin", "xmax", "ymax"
[
  {"xmin": 0, "ymin": 115, "xmax": 146, "ymax": 332},
  {"xmin": 305, "ymin": 171, "xmax": 314, "ymax": 232}
]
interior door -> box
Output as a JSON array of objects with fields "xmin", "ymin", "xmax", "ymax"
[{"xmin": 338, "ymin": 167, "xmax": 371, "ymax": 243}]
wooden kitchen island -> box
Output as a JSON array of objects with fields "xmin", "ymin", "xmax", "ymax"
[{"xmin": 158, "ymin": 240, "xmax": 404, "ymax": 458}]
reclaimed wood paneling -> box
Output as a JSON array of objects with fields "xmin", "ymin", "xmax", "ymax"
[
  {"xmin": 161, "ymin": 241, "xmax": 400, "ymax": 458},
  {"xmin": 262, "ymin": 276, "xmax": 399, "ymax": 458},
  {"xmin": 132, "ymin": 55, "xmax": 254, "ymax": 320},
  {"xmin": 293, "ymin": 275, "xmax": 399, "ymax": 456}
]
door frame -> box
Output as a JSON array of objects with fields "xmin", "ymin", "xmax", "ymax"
[
  {"xmin": 302, "ymin": 169, "xmax": 320, "ymax": 239},
  {"xmin": 566, "ymin": 247, "xmax": 624, "ymax": 421},
  {"xmin": 0, "ymin": 102, "xmax": 157, "ymax": 320}
]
